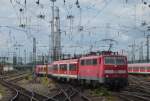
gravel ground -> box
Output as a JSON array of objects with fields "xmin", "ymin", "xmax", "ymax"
[
  {"xmin": 17, "ymin": 77, "xmax": 58, "ymax": 97},
  {"xmin": 0, "ymin": 84, "xmax": 13, "ymax": 101},
  {"xmin": 17, "ymin": 77, "xmax": 122, "ymax": 101},
  {"xmin": 83, "ymin": 89, "xmax": 121, "ymax": 101}
]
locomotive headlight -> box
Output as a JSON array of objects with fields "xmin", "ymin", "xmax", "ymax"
[{"xmin": 106, "ymin": 75, "xmax": 109, "ymax": 78}]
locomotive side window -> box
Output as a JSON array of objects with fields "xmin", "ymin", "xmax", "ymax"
[
  {"xmin": 81, "ymin": 59, "xmax": 97, "ymax": 65},
  {"xmin": 60, "ymin": 64, "xmax": 67, "ymax": 70},
  {"xmin": 69, "ymin": 64, "xmax": 76, "ymax": 71},
  {"xmin": 86, "ymin": 59, "xmax": 91, "ymax": 65},
  {"xmin": 81, "ymin": 60, "xmax": 85, "ymax": 66}
]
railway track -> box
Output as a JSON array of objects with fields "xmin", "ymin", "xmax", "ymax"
[
  {"xmin": 6, "ymin": 74, "xmax": 29, "ymax": 83},
  {"xmin": 0, "ymin": 72, "xmax": 28, "ymax": 79},
  {"xmin": 117, "ymin": 75, "xmax": 150, "ymax": 101},
  {"xmin": 45, "ymin": 83, "xmax": 91, "ymax": 101},
  {"xmin": 0, "ymin": 79, "xmax": 36, "ymax": 101},
  {"xmin": 0, "ymin": 73, "xmax": 49, "ymax": 101}
]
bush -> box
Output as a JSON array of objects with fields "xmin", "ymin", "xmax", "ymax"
[{"xmin": 41, "ymin": 77, "xmax": 49, "ymax": 86}]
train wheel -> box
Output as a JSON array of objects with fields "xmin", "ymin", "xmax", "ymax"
[
  {"xmin": 81, "ymin": 79, "xmax": 85, "ymax": 85},
  {"xmin": 91, "ymin": 81, "xmax": 97, "ymax": 88}
]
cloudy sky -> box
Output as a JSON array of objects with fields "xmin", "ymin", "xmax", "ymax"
[{"xmin": 0, "ymin": 0, "xmax": 150, "ymax": 60}]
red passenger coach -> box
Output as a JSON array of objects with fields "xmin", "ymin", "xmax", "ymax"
[
  {"xmin": 49, "ymin": 59, "xmax": 78, "ymax": 79},
  {"xmin": 128, "ymin": 63, "xmax": 150, "ymax": 74},
  {"xmin": 35, "ymin": 65, "xmax": 47, "ymax": 76}
]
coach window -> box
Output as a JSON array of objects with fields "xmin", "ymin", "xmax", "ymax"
[
  {"xmin": 147, "ymin": 67, "xmax": 150, "ymax": 70},
  {"xmin": 69, "ymin": 64, "xmax": 77, "ymax": 71},
  {"xmin": 53, "ymin": 65, "xmax": 58, "ymax": 70},
  {"xmin": 128, "ymin": 67, "xmax": 131, "ymax": 70},
  {"xmin": 60, "ymin": 64, "xmax": 67, "ymax": 70},
  {"xmin": 140, "ymin": 67, "xmax": 145, "ymax": 71},
  {"xmin": 86, "ymin": 59, "xmax": 91, "ymax": 65},
  {"xmin": 43, "ymin": 68, "xmax": 44, "ymax": 71},
  {"xmin": 48, "ymin": 66, "xmax": 52, "ymax": 70}
]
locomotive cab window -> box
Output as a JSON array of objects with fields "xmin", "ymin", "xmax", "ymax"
[
  {"xmin": 105, "ymin": 57, "xmax": 126, "ymax": 65},
  {"xmin": 116, "ymin": 57, "xmax": 125, "ymax": 65},
  {"xmin": 105, "ymin": 57, "xmax": 115, "ymax": 65}
]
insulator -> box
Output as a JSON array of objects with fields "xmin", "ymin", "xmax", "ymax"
[
  {"xmin": 19, "ymin": 8, "xmax": 23, "ymax": 12},
  {"xmin": 144, "ymin": 2, "xmax": 147, "ymax": 5},
  {"xmin": 37, "ymin": 14, "xmax": 45, "ymax": 19},
  {"xmin": 36, "ymin": 0, "xmax": 40, "ymax": 5},
  {"xmin": 64, "ymin": 0, "xmax": 65, "ymax": 4},
  {"xmin": 76, "ymin": 0, "xmax": 79, "ymax": 5},
  {"xmin": 19, "ymin": 24, "xmax": 26, "ymax": 28},
  {"xmin": 25, "ymin": 0, "xmax": 26, "ymax": 5}
]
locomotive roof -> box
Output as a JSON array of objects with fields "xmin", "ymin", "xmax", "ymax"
[{"xmin": 80, "ymin": 54, "xmax": 126, "ymax": 59}]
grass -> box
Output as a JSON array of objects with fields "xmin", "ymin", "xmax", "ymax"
[
  {"xmin": 90, "ymin": 87, "xmax": 111, "ymax": 97},
  {"xmin": 0, "ymin": 84, "xmax": 6, "ymax": 96},
  {"xmin": 90, "ymin": 87, "xmax": 119, "ymax": 101},
  {"xmin": 25, "ymin": 74, "xmax": 33, "ymax": 81},
  {"xmin": 106, "ymin": 96, "xmax": 119, "ymax": 101}
]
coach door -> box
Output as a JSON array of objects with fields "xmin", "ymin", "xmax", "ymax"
[{"xmin": 67, "ymin": 63, "xmax": 69, "ymax": 76}]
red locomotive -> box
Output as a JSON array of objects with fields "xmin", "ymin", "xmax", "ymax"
[
  {"xmin": 128, "ymin": 63, "xmax": 150, "ymax": 74},
  {"xmin": 35, "ymin": 51, "xmax": 128, "ymax": 87}
]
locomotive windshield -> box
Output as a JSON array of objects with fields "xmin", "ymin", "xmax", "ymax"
[{"xmin": 105, "ymin": 56, "xmax": 126, "ymax": 65}]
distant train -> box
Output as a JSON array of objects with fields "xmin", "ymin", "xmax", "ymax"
[
  {"xmin": 35, "ymin": 51, "xmax": 128, "ymax": 88},
  {"xmin": 128, "ymin": 63, "xmax": 150, "ymax": 74},
  {"xmin": 0, "ymin": 64, "xmax": 14, "ymax": 75}
]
